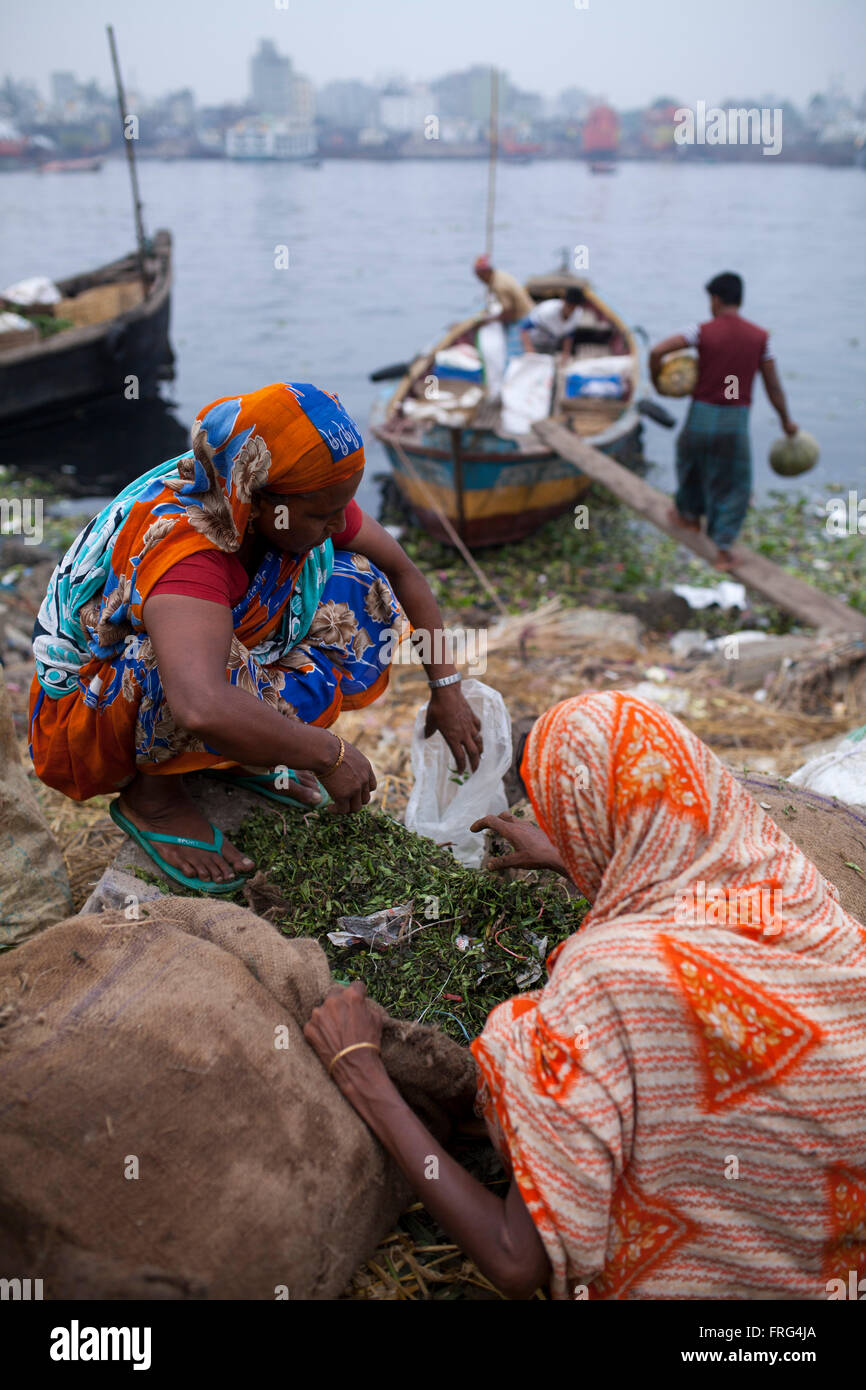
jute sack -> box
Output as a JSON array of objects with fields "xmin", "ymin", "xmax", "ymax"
[
  {"xmin": 0, "ymin": 668, "xmax": 73, "ymax": 944},
  {"xmin": 735, "ymin": 773, "xmax": 866, "ymax": 926},
  {"xmin": 0, "ymin": 896, "xmax": 476, "ymax": 1300}
]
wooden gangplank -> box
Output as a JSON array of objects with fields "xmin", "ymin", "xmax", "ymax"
[{"xmin": 534, "ymin": 419, "xmax": 866, "ymax": 636}]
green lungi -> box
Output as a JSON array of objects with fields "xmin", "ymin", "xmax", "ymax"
[{"xmin": 675, "ymin": 400, "xmax": 752, "ymax": 547}]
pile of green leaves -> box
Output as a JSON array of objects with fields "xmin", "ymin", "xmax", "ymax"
[{"xmin": 234, "ymin": 807, "xmax": 588, "ymax": 1043}]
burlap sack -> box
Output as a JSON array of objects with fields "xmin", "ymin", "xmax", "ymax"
[
  {"xmin": 0, "ymin": 668, "xmax": 73, "ymax": 944},
  {"xmin": 735, "ymin": 773, "xmax": 866, "ymax": 926},
  {"xmin": 0, "ymin": 896, "xmax": 476, "ymax": 1300}
]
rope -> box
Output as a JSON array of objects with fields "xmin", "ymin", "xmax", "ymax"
[{"xmin": 389, "ymin": 437, "xmax": 508, "ymax": 617}]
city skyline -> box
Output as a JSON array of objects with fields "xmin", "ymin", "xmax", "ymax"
[{"xmin": 3, "ymin": 0, "xmax": 866, "ymax": 112}]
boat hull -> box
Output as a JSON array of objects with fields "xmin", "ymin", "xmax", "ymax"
[
  {"xmin": 0, "ymin": 231, "xmax": 173, "ymax": 425},
  {"xmin": 375, "ymin": 417, "xmax": 641, "ymax": 548}
]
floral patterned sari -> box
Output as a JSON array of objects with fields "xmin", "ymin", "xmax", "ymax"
[{"xmin": 28, "ymin": 382, "xmax": 400, "ymax": 801}]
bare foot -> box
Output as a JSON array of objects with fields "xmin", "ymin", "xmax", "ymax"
[
  {"xmin": 714, "ymin": 548, "xmax": 737, "ymax": 572},
  {"xmin": 116, "ymin": 772, "xmax": 254, "ymax": 884},
  {"xmin": 667, "ymin": 505, "xmax": 701, "ymax": 533},
  {"xmin": 220, "ymin": 765, "xmax": 322, "ymax": 807}
]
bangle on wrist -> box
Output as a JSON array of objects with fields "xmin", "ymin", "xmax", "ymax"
[
  {"xmin": 321, "ymin": 734, "xmax": 345, "ymax": 779},
  {"xmin": 428, "ymin": 672, "xmax": 461, "ymax": 690}
]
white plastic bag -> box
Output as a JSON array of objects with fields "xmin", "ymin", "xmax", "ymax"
[
  {"xmin": 499, "ymin": 354, "xmax": 555, "ymax": 436},
  {"xmin": 404, "ymin": 679, "xmax": 512, "ymax": 867},
  {"xmin": 1, "ymin": 276, "xmax": 61, "ymax": 307},
  {"xmin": 788, "ymin": 725, "xmax": 866, "ymax": 809}
]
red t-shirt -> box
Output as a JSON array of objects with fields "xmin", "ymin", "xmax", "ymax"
[
  {"xmin": 150, "ymin": 500, "xmax": 365, "ymax": 608},
  {"xmin": 682, "ymin": 315, "xmax": 771, "ymax": 407}
]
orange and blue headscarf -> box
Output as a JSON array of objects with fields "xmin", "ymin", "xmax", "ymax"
[{"xmin": 33, "ymin": 383, "xmax": 366, "ymax": 698}]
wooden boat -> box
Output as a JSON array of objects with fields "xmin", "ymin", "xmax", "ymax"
[
  {"xmin": 371, "ymin": 269, "xmax": 644, "ymax": 548},
  {"xmin": 0, "ymin": 230, "xmax": 173, "ymax": 425},
  {"xmin": 40, "ymin": 156, "xmax": 103, "ymax": 173}
]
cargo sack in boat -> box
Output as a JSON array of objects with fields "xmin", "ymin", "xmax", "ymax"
[
  {"xmin": 0, "ymin": 668, "xmax": 73, "ymax": 945},
  {"xmin": 433, "ymin": 343, "xmax": 484, "ymax": 384},
  {"xmin": 562, "ymin": 353, "xmax": 633, "ymax": 402},
  {"xmin": 405, "ymin": 678, "xmax": 512, "ymax": 868},
  {"xmin": 499, "ymin": 353, "xmax": 555, "ymax": 436},
  {"xmin": 0, "ymin": 896, "xmax": 476, "ymax": 1300}
]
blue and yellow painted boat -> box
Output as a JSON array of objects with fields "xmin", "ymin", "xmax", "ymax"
[{"xmin": 371, "ymin": 270, "xmax": 644, "ymax": 549}]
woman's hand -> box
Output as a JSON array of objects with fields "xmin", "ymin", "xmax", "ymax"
[
  {"xmin": 320, "ymin": 738, "xmax": 377, "ymax": 814},
  {"xmin": 303, "ymin": 981, "xmax": 384, "ymax": 1092},
  {"xmin": 470, "ymin": 811, "xmax": 569, "ymax": 876},
  {"xmin": 424, "ymin": 685, "xmax": 483, "ymax": 773}
]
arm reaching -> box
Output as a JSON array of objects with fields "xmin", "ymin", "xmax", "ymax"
[
  {"xmin": 142, "ymin": 592, "xmax": 377, "ymax": 813},
  {"xmin": 350, "ymin": 513, "xmax": 483, "ymax": 773},
  {"xmin": 304, "ymin": 982, "xmax": 552, "ymax": 1299},
  {"xmin": 470, "ymin": 811, "xmax": 570, "ymax": 876},
  {"xmin": 759, "ymin": 358, "xmax": 798, "ymax": 436}
]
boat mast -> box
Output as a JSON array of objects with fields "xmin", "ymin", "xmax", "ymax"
[
  {"xmin": 485, "ymin": 66, "xmax": 499, "ymax": 258},
  {"xmin": 106, "ymin": 25, "xmax": 148, "ymax": 289}
]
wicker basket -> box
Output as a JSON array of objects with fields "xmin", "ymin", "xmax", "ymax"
[{"xmin": 55, "ymin": 280, "xmax": 145, "ymax": 328}]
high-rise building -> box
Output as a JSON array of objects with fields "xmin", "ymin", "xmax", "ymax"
[
  {"xmin": 317, "ymin": 80, "xmax": 378, "ymax": 129},
  {"xmin": 51, "ymin": 71, "xmax": 79, "ymax": 109},
  {"xmin": 249, "ymin": 39, "xmax": 313, "ymax": 122},
  {"xmin": 250, "ymin": 39, "xmax": 291, "ymax": 115}
]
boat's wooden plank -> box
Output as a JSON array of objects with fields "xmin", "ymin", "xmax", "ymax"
[{"xmin": 534, "ymin": 419, "xmax": 866, "ymax": 635}]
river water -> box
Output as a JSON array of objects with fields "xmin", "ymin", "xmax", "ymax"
[{"xmin": 2, "ymin": 157, "xmax": 864, "ymax": 515}]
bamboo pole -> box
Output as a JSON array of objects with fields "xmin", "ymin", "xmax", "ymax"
[
  {"xmin": 106, "ymin": 25, "xmax": 148, "ymax": 291},
  {"xmin": 485, "ymin": 67, "xmax": 499, "ymax": 260}
]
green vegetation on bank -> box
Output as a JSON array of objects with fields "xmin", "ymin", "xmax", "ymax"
[{"xmin": 395, "ymin": 486, "xmax": 865, "ymax": 634}]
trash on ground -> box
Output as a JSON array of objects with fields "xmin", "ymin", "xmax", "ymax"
[
  {"xmin": 330, "ymin": 902, "xmax": 414, "ymax": 949},
  {"xmin": 673, "ymin": 581, "xmax": 748, "ymax": 611}
]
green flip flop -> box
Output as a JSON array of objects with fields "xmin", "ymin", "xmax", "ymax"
[
  {"xmin": 202, "ymin": 767, "xmax": 331, "ymax": 810},
  {"xmin": 109, "ymin": 800, "xmax": 249, "ymax": 896}
]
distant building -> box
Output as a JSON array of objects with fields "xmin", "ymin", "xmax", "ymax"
[
  {"xmin": 249, "ymin": 38, "xmax": 314, "ymax": 125},
  {"xmin": 641, "ymin": 99, "xmax": 681, "ymax": 153},
  {"xmin": 317, "ymin": 80, "xmax": 378, "ymax": 129},
  {"xmin": 379, "ymin": 84, "xmax": 432, "ymax": 135},
  {"xmin": 51, "ymin": 72, "xmax": 78, "ymax": 109},
  {"xmin": 250, "ymin": 39, "xmax": 291, "ymax": 115},
  {"xmin": 226, "ymin": 115, "xmax": 316, "ymax": 160},
  {"xmin": 556, "ymin": 87, "xmax": 593, "ymax": 121},
  {"xmin": 432, "ymin": 66, "xmax": 496, "ymax": 123}
]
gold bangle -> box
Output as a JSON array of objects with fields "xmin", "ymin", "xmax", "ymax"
[
  {"xmin": 328, "ymin": 1041, "xmax": 380, "ymax": 1076},
  {"xmin": 321, "ymin": 735, "xmax": 345, "ymax": 780}
]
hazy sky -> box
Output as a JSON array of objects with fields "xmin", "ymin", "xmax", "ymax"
[{"xmin": 3, "ymin": 0, "xmax": 865, "ymax": 108}]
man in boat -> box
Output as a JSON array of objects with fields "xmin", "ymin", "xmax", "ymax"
[
  {"xmin": 473, "ymin": 254, "xmax": 534, "ymax": 325},
  {"xmin": 518, "ymin": 288, "xmax": 601, "ymax": 358},
  {"xmin": 650, "ymin": 272, "xmax": 798, "ymax": 571},
  {"xmin": 29, "ymin": 381, "xmax": 482, "ymax": 894}
]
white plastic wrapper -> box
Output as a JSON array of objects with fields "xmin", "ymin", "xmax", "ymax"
[
  {"xmin": 404, "ymin": 678, "xmax": 512, "ymax": 867},
  {"xmin": 1, "ymin": 276, "xmax": 61, "ymax": 307}
]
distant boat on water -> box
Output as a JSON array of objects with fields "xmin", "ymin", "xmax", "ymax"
[
  {"xmin": 583, "ymin": 104, "xmax": 620, "ymax": 171},
  {"xmin": 40, "ymin": 156, "xmax": 104, "ymax": 174}
]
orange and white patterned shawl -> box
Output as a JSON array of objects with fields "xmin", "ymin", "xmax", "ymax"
[{"xmin": 471, "ymin": 692, "xmax": 866, "ymax": 1300}]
